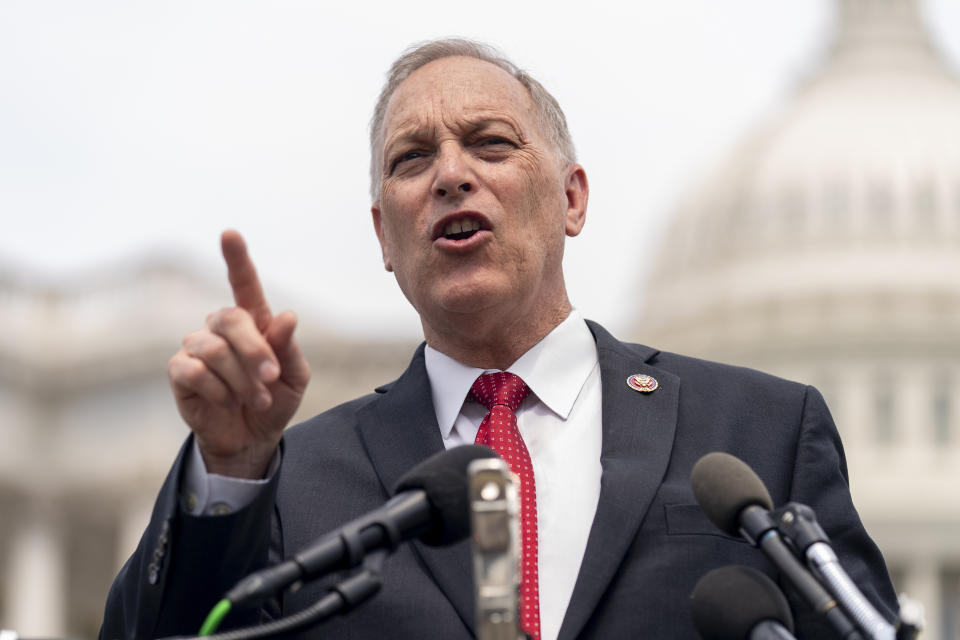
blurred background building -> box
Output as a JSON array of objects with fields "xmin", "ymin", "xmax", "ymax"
[
  {"xmin": 640, "ymin": 0, "xmax": 960, "ymax": 637},
  {"xmin": 0, "ymin": 263, "xmax": 417, "ymax": 636},
  {"xmin": 1, "ymin": 0, "xmax": 958, "ymax": 637}
]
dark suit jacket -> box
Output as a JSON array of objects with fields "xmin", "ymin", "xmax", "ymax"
[{"xmin": 101, "ymin": 321, "xmax": 897, "ymax": 639}]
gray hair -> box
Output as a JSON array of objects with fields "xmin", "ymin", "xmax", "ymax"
[{"xmin": 368, "ymin": 38, "xmax": 577, "ymax": 201}]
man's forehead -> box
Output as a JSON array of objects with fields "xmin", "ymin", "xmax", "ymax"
[{"xmin": 383, "ymin": 56, "xmax": 535, "ymax": 129}]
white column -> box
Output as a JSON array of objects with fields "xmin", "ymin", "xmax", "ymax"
[
  {"xmin": 900, "ymin": 558, "xmax": 940, "ymax": 639},
  {"xmin": 4, "ymin": 513, "xmax": 66, "ymax": 637},
  {"xmin": 898, "ymin": 362, "xmax": 927, "ymax": 465},
  {"xmin": 115, "ymin": 496, "xmax": 154, "ymax": 572}
]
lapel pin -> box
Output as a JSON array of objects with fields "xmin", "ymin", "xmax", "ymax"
[{"xmin": 627, "ymin": 374, "xmax": 658, "ymax": 393}]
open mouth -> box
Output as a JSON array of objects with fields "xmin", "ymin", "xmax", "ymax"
[
  {"xmin": 435, "ymin": 214, "xmax": 489, "ymax": 242},
  {"xmin": 443, "ymin": 217, "xmax": 482, "ymax": 241}
]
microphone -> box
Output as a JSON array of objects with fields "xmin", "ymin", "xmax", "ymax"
[
  {"xmin": 227, "ymin": 444, "xmax": 499, "ymax": 609},
  {"xmin": 774, "ymin": 504, "xmax": 895, "ymax": 640},
  {"xmin": 468, "ymin": 457, "xmax": 522, "ymax": 640},
  {"xmin": 690, "ymin": 451, "xmax": 774, "ymax": 539},
  {"xmin": 690, "ymin": 565, "xmax": 796, "ymax": 640},
  {"xmin": 692, "ymin": 452, "xmax": 897, "ymax": 639},
  {"xmin": 690, "ymin": 452, "xmax": 863, "ymax": 639}
]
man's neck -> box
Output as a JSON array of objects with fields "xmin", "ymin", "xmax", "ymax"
[{"xmin": 423, "ymin": 302, "xmax": 573, "ymax": 370}]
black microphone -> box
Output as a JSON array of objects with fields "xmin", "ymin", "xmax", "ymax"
[
  {"xmin": 691, "ymin": 565, "xmax": 796, "ymax": 639},
  {"xmin": 691, "ymin": 452, "xmax": 863, "ymax": 639},
  {"xmin": 227, "ymin": 444, "xmax": 499, "ymax": 609},
  {"xmin": 690, "ymin": 451, "xmax": 774, "ymax": 539}
]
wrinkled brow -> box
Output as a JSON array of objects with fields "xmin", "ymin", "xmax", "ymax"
[
  {"xmin": 383, "ymin": 118, "xmax": 436, "ymax": 151},
  {"xmin": 385, "ymin": 111, "xmax": 527, "ymax": 150}
]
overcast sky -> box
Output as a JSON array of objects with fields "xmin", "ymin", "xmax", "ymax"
[{"xmin": 2, "ymin": 0, "xmax": 959, "ymax": 339}]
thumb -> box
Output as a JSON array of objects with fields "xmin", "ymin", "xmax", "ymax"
[{"xmin": 265, "ymin": 310, "xmax": 310, "ymax": 389}]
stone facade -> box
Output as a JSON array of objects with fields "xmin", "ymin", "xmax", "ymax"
[{"xmin": 0, "ymin": 263, "xmax": 417, "ymax": 637}]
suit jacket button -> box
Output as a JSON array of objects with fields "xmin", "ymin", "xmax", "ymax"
[
  {"xmin": 159, "ymin": 519, "xmax": 171, "ymax": 545},
  {"xmin": 148, "ymin": 563, "xmax": 159, "ymax": 585}
]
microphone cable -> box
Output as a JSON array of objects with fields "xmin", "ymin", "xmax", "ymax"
[{"xmin": 189, "ymin": 550, "xmax": 386, "ymax": 639}]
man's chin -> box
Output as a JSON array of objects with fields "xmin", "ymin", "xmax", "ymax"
[
  {"xmin": 427, "ymin": 283, "xmax": 510, "ymax": 318},
  {"xmin": 438, "ymin": 293, "xmax": 499, "ymax": 316}
]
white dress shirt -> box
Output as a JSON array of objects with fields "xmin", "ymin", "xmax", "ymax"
[
  {"xmin": 424, "ymin": 309, "xmax": 602, "ymax": 640},
  {"xmin": 184, "ymin": 310, "xmax": 603, "ymax": 640}
]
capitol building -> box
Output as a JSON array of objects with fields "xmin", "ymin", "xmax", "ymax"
[
  {"xmin": 1, "ymin": 0, "xmax": 959, "ymax": 637},
  {"xmin": 639, "ymin": 0, "xmax": 960, "ymax": 637}
]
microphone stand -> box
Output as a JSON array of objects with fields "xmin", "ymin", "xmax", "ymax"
[
  {"xmin": 740, "ymin": 506, "xmax": 864, "ymax": 640},
  {"xmin": 169, "ymin": 551, "xmax": 387, "ymax": 640},
  {"xmin": 774, "ymin": 503, "xmax": 897, "ymax": 640}
]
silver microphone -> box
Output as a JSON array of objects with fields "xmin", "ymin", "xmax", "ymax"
[
  {"xmin": 805, "ymin": 542, "xmax": 895, "ymax": 640},
  {"xmin": 775, "ymin": 503, "xmax": 895, "ymax": 640},
  {"xmin": 469, "ymin": 457, "xmax": 524, "ymax": 640}
]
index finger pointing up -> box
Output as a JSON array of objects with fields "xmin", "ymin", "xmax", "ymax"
[{"xmin": 221, "ymin": 229, "xmax": 273, "ymax": 331}]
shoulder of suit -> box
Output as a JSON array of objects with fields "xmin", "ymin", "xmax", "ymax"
[
  {"xmin": 649, "ymin": 349, "xmax": 810, "ymax": 396},
  {"xmin": 285, "ymin": 391, "xmax": 382, "ymax": 439},
  {"xmin": 584, "ymin": 319, "xmax": 809, "ymax": 394}
]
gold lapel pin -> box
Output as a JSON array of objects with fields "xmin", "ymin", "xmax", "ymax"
[{"xmin": 627, "ymin": 374, "xmax": 658, "ymax": 393}]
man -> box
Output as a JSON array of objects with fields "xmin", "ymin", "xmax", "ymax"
[{"xmin": 101, "ymin": 39, "xmax": 896, "ymax": 639}]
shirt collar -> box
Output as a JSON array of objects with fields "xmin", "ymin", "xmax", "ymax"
[{"xmin": 424, "ymin": 309, "xmax": 599, "ymax": 439}]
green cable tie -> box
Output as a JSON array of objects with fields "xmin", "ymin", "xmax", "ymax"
[{"xmin": 199, "ymin": 598, "xmax": 232, "ymax": 636}]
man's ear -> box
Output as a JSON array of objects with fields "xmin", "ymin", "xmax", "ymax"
[
  {"xmin": 564, "ymin": 164, "xmax": 588, "ymax": 237},
  {"xmin": 371, "ymin": 204, "xmax": 393, "ymax": 272}
]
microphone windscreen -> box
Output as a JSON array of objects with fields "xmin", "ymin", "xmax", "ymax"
[
  {"xmin": 690, "ymin": 565, "xmax": 795, "ymax": 639},
  {"xmin": 691, "ymin": 452, "xmax": 773, "ymax": 536},
  {"xmin": 393, "ymin": 444, "xmax": 499, "ymax": 546}
]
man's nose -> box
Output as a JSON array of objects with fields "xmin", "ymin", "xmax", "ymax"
[{"xmin": 432, "ymin": 144, "xmax": 475, "ymax": 198}]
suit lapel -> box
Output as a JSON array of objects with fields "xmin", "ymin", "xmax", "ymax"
[
  {"xmin": 356, "ymin": 324, "xmax": 680, "ymax": 640},
  {"xmin": 355, "ymin": 344, "xmax": 476, "ymax": 634},
  {"xmin": 558, "ymin": 322, "xmax": 679, "ymax": 640}
]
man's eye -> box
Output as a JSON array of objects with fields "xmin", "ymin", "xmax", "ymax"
[
  {"xmin": 396, "ymin": 151, "xmax": 422, "ymax": 164},
  {"xmin": 480, "ymin": 137, "xmax": 512, "ymax": 146},
  {"xmin": 391, "ymin": 150, "xmax": 426, "ymax": 172}
]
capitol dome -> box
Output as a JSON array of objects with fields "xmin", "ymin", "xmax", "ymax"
[
  {"xmin": 640, "ymin": 0, "xmax": 960, "ymax": 365},
  {"xmin": 637, "ymin": 1, "xmax": 960, "ymax": 636}
]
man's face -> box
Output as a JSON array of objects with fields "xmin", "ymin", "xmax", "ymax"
[{"xmin": 371, "ymin": 56, "xmax": 587, "ymax": 334}]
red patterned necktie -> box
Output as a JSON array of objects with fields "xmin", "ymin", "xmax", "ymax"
[{"xmin": 470, "ymin": 372, "xmax": 540, "ymax": 640}]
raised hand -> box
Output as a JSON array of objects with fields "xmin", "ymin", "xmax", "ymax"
[{"xmin": 167, "ymin": 230, "xmax": 311, "ymax": 478}]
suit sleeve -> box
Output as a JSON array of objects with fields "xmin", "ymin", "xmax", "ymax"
[
  {"xmin": 99, "ymin": 437, "xmax": 281, "ymax": 640},
  {"xmin": 786, "ymin": 386, "xmax": 898, "ymax": 634}
]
